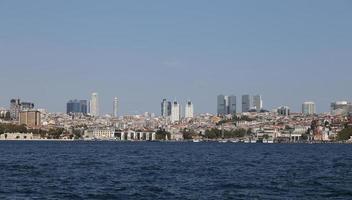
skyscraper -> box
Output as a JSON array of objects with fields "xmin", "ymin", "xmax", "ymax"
[
  {"xmin": 277, "ymin": 106, "xmax": 290, "ymax": 116},
  {"xmin": 66, "ymin": 99, "xmax": 88, "ymax": 114},
  {"xmin": 227, "ymin": 95, "xmax": 236, "ymax": 115},
  {"xmin": 90, "ymin": 92, "xmax": 99, "ymax": 116},
  {"xmin": 171, "ymin": 101, "xmax": 180, "ymax": 123},
  {"xmin": 217, "ymin": 95, "xmax": 227, "ymax": 116},
  {"xmin": 242, "ymin": 95, "xmax": 252, "ymax": 112},
  {"xmin": 253, "ymin": 95, "xmax": 263, "ymax": 112},
  {"xmin": 302, "ymin": 101, "xmax": 316, "ymax": 115},
  {"xmin": 185, "ymin": 101, "xmax": 194, "ymax": 119},
  {"xmin": 218, "ymin": 95, "xmax": 236, "ymax": 116},
  {"xmin": 113, "ymin": 97, "xmax": 118, "ymax": 118},
  {"xmin": 10, "ymin": 99, "xmax": 21, "ymax": 120}
]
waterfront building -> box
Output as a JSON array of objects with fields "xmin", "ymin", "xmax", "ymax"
[
  {"xmin": 19, "ymin": 110, "xmax": 41, "ymax": 128},
  {"xmin": 90, "ymin": 92, "xmax": 99, "ymax": 116},
  {"xmin": 253, "ymin": 95, "xmax": 263, "ymax": 112},
  {"xmin": 66, "ymin": 100, "xmax": 88, "ymax": 114},
  {"xmin": 242, "ymin": 95, "xmax": 252, "ymax": 112},
  {"xmin": 302, "ymin": 101, "xmax": 316, "ymax": 115},
  {"xmin": 185, "ymin": 101, "xmax": 194, "ymax": 119},
  {"xmin": 113, "ymin": 97, "xmax": 118, "ymax": 118},
  {"xmin": 171, "ymin": 101, "xmax": 180, "ymax": 123}
]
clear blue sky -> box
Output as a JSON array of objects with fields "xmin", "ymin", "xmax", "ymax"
[{"xmin": 0, "ymin": 0, "xmax": 351, "ymax": 114}]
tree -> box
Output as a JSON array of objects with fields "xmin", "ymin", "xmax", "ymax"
[
  {"xmin": 155, "ymin": 129, "xmax": 170, "ymax": 140},
  {"xmin": 337, "ymin": 127, "xmax": 352, "ymax": 141}
]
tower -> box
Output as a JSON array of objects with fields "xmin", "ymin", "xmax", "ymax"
[
  {"xmin": 113, "ymin": 97, "xmax": 118, "ymax": 118},
  {"xmin": 185, "ymin": 101, "xmax": 194, "ymax": 119},
  {"xmin": 253, "ymin": 95, "xmax": 263, "ymax": 112},
  {"xmin": 242, "ymin": 95, "xmax": 252, "ymax": 112},
  {"xmin": 90, "ymin": 92, "xmax": 99, "ymax": 116},
  {"xmin": 171, "ymin": 101, "xmax": 180, "ymax": 123}
]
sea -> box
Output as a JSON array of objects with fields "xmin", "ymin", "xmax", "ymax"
[{"xmin": 0, "ymin": 141, "xmax": 351, "ymax": 199}]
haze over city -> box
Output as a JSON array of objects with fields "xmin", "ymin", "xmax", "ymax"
[{"xmin": 1, "ymin": 0, "xmax": 351, "ymax": 114}]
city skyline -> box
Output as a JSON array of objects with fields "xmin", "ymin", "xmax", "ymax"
[{"xmin": 1, "ymin": 1, "xmax": 352, "ymax": 114}]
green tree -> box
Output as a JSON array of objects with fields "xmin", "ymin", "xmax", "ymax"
[{"xmin": 337, "ymin": 127, "xmax": 352, "ymax": 141}]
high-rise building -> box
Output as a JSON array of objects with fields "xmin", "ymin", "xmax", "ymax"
[
  {"xmin": 113, "ymin": 97, "xmax": 118, "ymax": 118},
  {"xmin": 302, "ymin": 101, "xmax": 316, "ymax": 115},
  {"xmin": 21, "ymin": 102, "xmax": 35, "ymax": 111},
  {"xmin": 171, "ymin": 101, "xmax": 180, "ymax": 123},
  {"xmin": 218, "ymin": 95, "xmax": 236, "ymax": 115},
  {"xmin": 67, "ymin": 100, "xmax": 88, "ymax": 115},
  {"xmin": 10, "ymin": 99, "xmax": 35, "ymax": 120},
  {"xmin": 253, "ymin": 95, "xmax": 263, "ymax": 112},
  {"xmin": 217, "ymin": 95, "xmax": 227, "ymax": 115},
  {"xmin": 19, "ymin": 110, "xmax": 41, "ymax": 128},
  {"xmin": 277, "ymin": 106, "xmax": 290, "ymax": 116},
  {"xmin": 10, "ymin": 99, "xmax": 21, "ymax": 120},
  {"xmin": 242, "ymin": 95, "xmax": 252, "ymax": 112},
  {"xmin": 90, "ymin": 92, "xmax": 99, "ymax": 116},
  {"xmin": 161, "ymin": 99, "xmax": 172, "ymax": 117},
  {"xmin": 227, "ymin": 95, "xmax": 236, "ymax": 115},
  {"xmin": 185, "ymin": 101, "xmax": 194, "ymax": 119}
]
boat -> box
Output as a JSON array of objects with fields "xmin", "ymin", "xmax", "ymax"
[{"xmin": 192, "ymin": 139, "xmax": 202, "ymax": 143}]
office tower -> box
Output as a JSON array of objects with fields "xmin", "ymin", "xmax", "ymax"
[
  {"xmin": 21, "ymin": 102, "xmax": 35, "ymax": 111},
  {"xmin": 19, "ymin": 110, "xmax": 41, "ymax": 128},
  {"xmin": 253, "ymin": 95, "xmax": 263, "ymax": 112},
  {"xmin": 0, "ymin": 110, "xmax": 10, "ymax": 120},
  {"xmin": 302, "ymin": 101, "xmax": 316, "ymax": 115},
  {"xmin": 185, "ymin": 101, "xmax": 194, "ymax": 119},
  {"xmin": 161, "ymin": 99, "xmax": 169, "ymax": 117},
  {"xmin": 171, "ymin": 101, "xmax": 180, "ymax": 123},
  {"xmin": 227, "ymin": 95, "xmax": 236, "ymax": 115},
  {"xmin": 217, "ymin": 95, "xmax": 227, "ymax": 115},
  {"xmin": 161, "ymin": 99, "xmax": 172, "ymax": 117},
  {"xmin": 90, "ymin": 92, "xmax": 99, "ymax": 116},
  {"xmin": 10, "ymin": 99, "xmax": 21, "ymax": 120},
  {"xmin": 66, "ymin": 100, "xmax": 88, "ymax": 115},
  {"xmin": 277, "ymin": 106, "xmax": 290, "ymax": 116},
  {"xmin": 113, "ymin": 97, "xmax": 118, "ymax": 118},
  {"xmin": 242, "ymin": 95, "xmax": 252, "ymax": 112}
]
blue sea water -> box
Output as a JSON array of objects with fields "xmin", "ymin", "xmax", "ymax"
[{"xmin": 0, "ymin": 141, "xmax": 351, "ymax": 200}]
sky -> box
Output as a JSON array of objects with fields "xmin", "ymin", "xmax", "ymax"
[{"xmin": 0, "ymin": 0, "xmax": 351, "ymax": 115}]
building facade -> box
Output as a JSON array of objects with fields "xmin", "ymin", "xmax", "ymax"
[
  {"xmin": 66, "ymin": 100, "xmax": 88, "ymax": 114},
  {"xmin": 113, "ymin": 97, "xmax": 118, "ymax": 118},
  {"xmin": 19, "ymin": 110, "xmax": 41, "ymax": 128},
  {"xmin": 302, "ymin": 101, "xmax": 316, "ymax": 115},
  {"xmin": 253, "ymin": 95, "xmax": 263, "ymax": 112},
  {"xmin": 242, "ymin": 95, "xmax": 252, "ymax": 112},
  {"xmin": 90, "ymin": 92, "xmax": 99, "ymax": 116},
  {"xmin": 171, "ymin": 101, "xmax": 180, "ymax": 123},
  {"xmin": 185, "ymin": 101, "xmax": 194, "ymax": 119}
]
